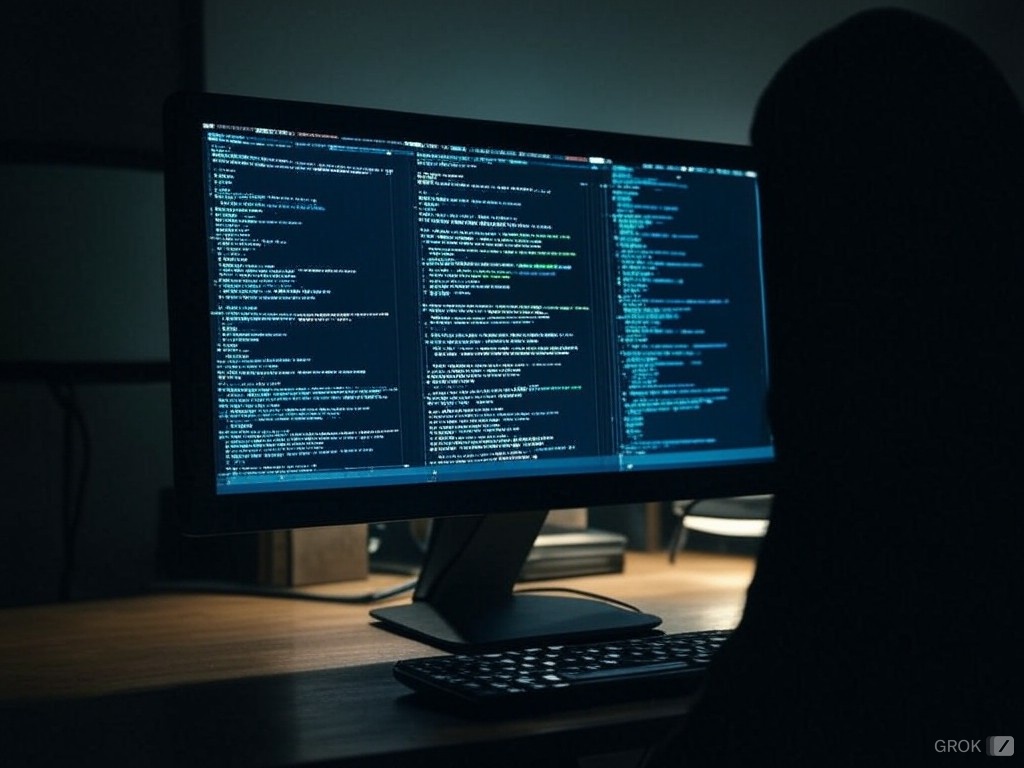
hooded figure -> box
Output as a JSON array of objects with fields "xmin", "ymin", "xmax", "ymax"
[{"xmin": 648, "ymin": 9, "xmax": 1022, "ymax": 765}]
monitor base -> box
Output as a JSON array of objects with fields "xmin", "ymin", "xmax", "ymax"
[
  {"xmin": 371, "ymin": 593, "xmax": 661, "ymax": 651},
  {"xmin": 369, "ymin": 510, "xmax": 660, "ymax": 651}
]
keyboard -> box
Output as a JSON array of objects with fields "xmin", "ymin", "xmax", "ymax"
[{"xmin": 392, "ymin": 628, "xmax": 732, "ymax": 714}]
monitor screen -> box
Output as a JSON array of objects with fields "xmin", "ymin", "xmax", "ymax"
[{"xmin": 164, "ymin": 92, "xmax": 774, "ymax": 648}]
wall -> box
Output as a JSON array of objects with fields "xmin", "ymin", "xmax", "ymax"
[
  {"xmin": 204, "ymin": 0, "xmax": 1022, "ymax": 139},
  {"xmin": 1, "ymin": 0, "xmax": 1019, "ymax": 605},
  {"xmin": 0, "ymin": 166, "xmax": 170, "ymax": 605}
]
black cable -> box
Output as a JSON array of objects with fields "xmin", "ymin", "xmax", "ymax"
[
  {"xmin": 49, "ymin": 383, "xmax": 91, "ymax": 602},
  {"xmin": 150, "ymin": 577, "xmax": 418, "ymax": 605},
  {"xmin": 6, "ymin": 363, "xmax": 169, "ymax": 603},
  {"xmin": 57, "ymin": 386, "xmax": 74, "ymax": 594},
  {"xmin": 668, "ymin": 499, "xmax": 700, "ymax": 564},
  {"xmin": 514, "ymin": 586, "xmax": 643, "ymax": 614}
]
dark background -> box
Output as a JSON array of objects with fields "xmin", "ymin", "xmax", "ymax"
[{"xmin": 1, "ymin": 0, "xmax": 1020, "ymax": 606}]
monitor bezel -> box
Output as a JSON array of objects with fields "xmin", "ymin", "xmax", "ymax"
[{"xmin": 164, "ymin": 91, "xmax": 774, "ymax": 535}]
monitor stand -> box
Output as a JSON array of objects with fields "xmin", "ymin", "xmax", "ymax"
[{"xmin": 369, "ymin": 510, "xmax": 662, "ymax": 651}]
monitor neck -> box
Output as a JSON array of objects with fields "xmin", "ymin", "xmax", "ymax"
[{"xmin": 369, "ymin": 510, "xmax": 661, "ymax": 651}]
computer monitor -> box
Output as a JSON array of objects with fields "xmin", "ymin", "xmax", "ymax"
[{"xmin": 163, "ymin": 92, "xmax": 774, "ymax": 650}]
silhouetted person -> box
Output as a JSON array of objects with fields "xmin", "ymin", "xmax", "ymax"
[{"xmin": 648, "ymin": 9, "xmax": 1021, "ymax": 765}]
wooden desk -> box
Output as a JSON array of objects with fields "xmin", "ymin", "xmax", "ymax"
[{"xmin": 0, "ymin": 551, "xmax": 754, "ymax": 767}]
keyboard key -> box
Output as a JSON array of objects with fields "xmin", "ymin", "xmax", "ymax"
[{"xmin": 393, "ymin": 628, "xmax": 732, "ymax": 714}]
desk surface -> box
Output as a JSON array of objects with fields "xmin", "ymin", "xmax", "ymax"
[{"xmin": 0, "ymin": 550, "xmax": 754, "ymax": 766}]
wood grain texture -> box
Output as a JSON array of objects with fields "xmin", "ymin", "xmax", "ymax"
[
  {"xmin": 0, "ymin": 551, "xmax": 753, "ymax": 701},
  {"xmin": 0, "ymin": 551, "xmax": 754, "ymax": 766}
]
